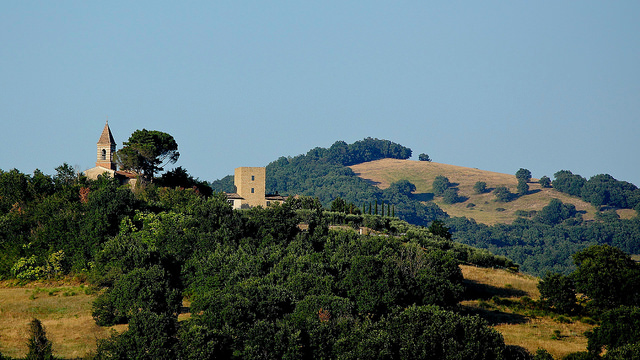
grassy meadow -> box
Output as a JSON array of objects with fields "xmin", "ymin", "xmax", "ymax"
[
  {"xmin": 460, "ymin": 265, "xmax": 594, "ymax": 359},
  {"xmin": 0, "ymin": 281, "xmax": 130, "ymax": 359},
  {"xmin": 350, "ymin": 159, "xmax": 606, "ymax": 225}
]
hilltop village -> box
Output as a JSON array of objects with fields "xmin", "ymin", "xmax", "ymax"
[{"xmin": 84, "ymin": 122, "xmax": 284, "ymax": 209}]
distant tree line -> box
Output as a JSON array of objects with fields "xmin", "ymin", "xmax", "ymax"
[
  {"xmin": 447, "ymin": 199, "xmax": 640, "ymax": 276},
  {"xmin": 553, "ymin": 170, "xmax": 640, "ymax": 211}
]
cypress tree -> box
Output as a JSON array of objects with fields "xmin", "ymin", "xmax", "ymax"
[{"xmin": 26, "ymin": 318, "xmax": 53, "ymax": 360}]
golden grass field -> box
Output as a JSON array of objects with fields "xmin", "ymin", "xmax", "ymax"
[
  {"xmin": 0, "ymin": 281, "xmax": 113, "ymax": 359},
  {"xmin": 0, "ymin": 269, "xmax": 591, "ymax": 359},
  {"xmin": 350, "ymin": 159, "xmax": 611, "ymax": 224},
  {"xmin": 461, "ymin": 265, "xmax": 594, "ymax": 359},
  {"xmin": 0, "ymin": 279, "xmax": 191, "ymax": 359}
]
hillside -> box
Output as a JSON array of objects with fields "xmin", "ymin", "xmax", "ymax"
[
  {"xmin": 351, "ymin": 159, "xmax": 602, "ymax": 225},
  {"xmin": 460, "ymin": 265, "xmax": 594, "ymax": 359},
  {"xmin": 0, "ymin": 267, "xmax": 594, "ymax": 359}
]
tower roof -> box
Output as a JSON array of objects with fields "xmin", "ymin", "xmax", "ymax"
[{"xmin": 97, "ymin": 121, "xmax": 116, "ymax": 145}]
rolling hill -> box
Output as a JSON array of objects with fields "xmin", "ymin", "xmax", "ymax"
[{"xmin": 350, "ymin": 158, "xmax": 634, "ymax": 225}]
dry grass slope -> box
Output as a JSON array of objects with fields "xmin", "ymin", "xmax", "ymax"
[
  {"xmin": 0, "ymin": 280, "xmax": 190, "ymax": 359},
  {"xmin": 460, "ymin": 265, "xmax": 594, "ymax": 359},
  {"xmin": 350, "ymin": 159, "xmax": 602, "ymax": 224},
  {"xmin": 0, "ymin": 282, "xmax": 116, "ymax": 359},
  {"xmin": 0, "ymin": 272, "xmax": 590, "ymax": 359}
]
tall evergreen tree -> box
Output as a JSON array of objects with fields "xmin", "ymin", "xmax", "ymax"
[{"xmin": 26, "ymin": 318, "xmax": 53, "ymax": 360}]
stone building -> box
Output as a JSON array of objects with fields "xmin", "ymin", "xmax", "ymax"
[
  {"xmin": 84, "ymin": 122, "xmax": 137, "ymax": 186},
  {"xmin": 226, "ymin": 167, "xmax": 285, "ymax": 209}
]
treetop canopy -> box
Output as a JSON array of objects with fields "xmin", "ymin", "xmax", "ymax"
[{"xmin": 116, "ymin": 129, "xmax": 179, "ymax": 181}]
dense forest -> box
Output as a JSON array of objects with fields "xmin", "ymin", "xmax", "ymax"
[
  {"xmin": 447, "ymin": 213, "xmax": 640, "ymax": 276},
  {"xmin": 1, "ymin": 163, "xmax": 525, "ymax": 359},
  {"xmin": 2, "ymin": 136, "xmax": 640, "ymax": 358}
]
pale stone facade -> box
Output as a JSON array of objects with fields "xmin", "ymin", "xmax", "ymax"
[
  {"xmin": 226, "ymin": 167, "xmax": 285, "ymax": 209},
  {"xmin": 235, "ymin": 167, "xmax": 267, "ymax": 208}
]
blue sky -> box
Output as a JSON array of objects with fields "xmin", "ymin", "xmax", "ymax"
[{"xmin": 2, "ymin": 2, "xmax": 639, "ymax": 186}]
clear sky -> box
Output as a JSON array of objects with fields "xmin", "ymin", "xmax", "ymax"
[{"xmin": 2, "ymin": 2, "xmax": 639, "ymax": 186}]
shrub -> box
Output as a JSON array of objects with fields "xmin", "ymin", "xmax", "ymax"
[
  {"xmin": 539, "ymin": 176, "xmax": 552, "ymax": 188},
  {"xmin": 442, "ymin": 188, "xmax": 461, "ymax": 204},
  {"xmin": 474, "ymin": 181, "xmax": 487, "ymax": 194},
  {"xmin": 433, "ymin": 175, "xmax": 451, "ymax": 196},
  {"xmin": 419, "ymin": 153, "xmax": 431, "ymax": 162},
  {"xmin": 493, "ymin": 186, "xmax": 514, "ymax": 202}
]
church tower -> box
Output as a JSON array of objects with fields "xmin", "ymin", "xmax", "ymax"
[{"xmin": 96, "ymin": 121, "xmax": 117, "ymax": 170}]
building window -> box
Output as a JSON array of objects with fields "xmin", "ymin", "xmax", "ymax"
[
  {"xmin": 251, "ymin": 188, "xmax": 255, "ymax": 193},
  {"xmin": 251, "ymin": 175, "xmax": 255, "ymax": 181},
  {"xmin": 101, "ymin": 149, "xmax": 106, "ymax": 160}
]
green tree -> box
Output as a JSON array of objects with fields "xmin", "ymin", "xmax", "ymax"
[
  {"xmin": 95, "ymin": 310, "xmax": 178, "ymax": 360},
  {"xmin": 443, "ymin": 188, "xmax": 461, "ymax": 204},
  {"xmin": 587, "ymin": 306, "xmax": 640, "ymax": 355},
  {"xmin": 433, "ymin": 175, "xmax": 451, "ymax": 196},
  {"xmin": 387, "ymin": 180, "xmax": 416, "ymax": 196},
  {"xmin": 539, "ymin": 176, "xmax": 552, "ymax": 188},
  {"xmin": 537, "ymin": 272, "xmax": 576, "ymax": 313},
  {"xmin": 473, "ymin": 181, "xmax": 487, "ymax": 194},
  {"xmin": 157, "ymin": 166, "xmax": 213, "ymax": 197},
  {"xmin": 493, "ymin": 186, "xmax": 513, "ymax": 202},
  {"xmin": 553, "ymin": 170, "xmax": 586, "ymax": 197},
  {"xmin": 516, "ymin": 168, "xmax": 532, "ymax": 183},
  {"xmin": 603, "ymin": 342, "xmax": 640, "ymax": 360},
  {"xmin": 389, "ymin": 305, "xmax": 505, "ymax": 360},
  {"xmin": 26, "ymin": 318, "xmax": 54, "ymax": 360},
  {"xmin": 572, "ymin": 245, "xmax": 640, "ymax": 310},
  {"xmin": 92, "ymin": 265, "xmax": 182, "ymax": 326},
  {"xmin": 532, "ymin": 349, "xmax": 554, "ymax": 360},
  {"xmin": 330, "ymin": 197, "xmax": 348, "ymax": 213},
  {"xmin": 428, "ymin": 220, "xmax": 452, "ymax": 240},
  {"xmin": 563, "ymin": 352, "xmax": 599, "ymax": 360},
  {"xmin": 116, "ymin": 129, "xmax": 180, "ymax": 182},
  {"xmin": 419, "ymin": 153, "xmax": 431, "ymax": 162},
  {"xmin": 534, "ymin": 199, "xmax": 577, "ymax": 225},
  {"xmin": 517, "ymin": 179, "xmax": 529, "ymax": 196}
]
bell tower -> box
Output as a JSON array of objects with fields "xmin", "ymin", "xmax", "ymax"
[{"xmin": 96, "ymin": 121, "xmax": 117, "ymax": 170}]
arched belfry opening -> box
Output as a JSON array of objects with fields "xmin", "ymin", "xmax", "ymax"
[{"xmin": 96, "ymin": 121, "xmax": 117, "ymax": 170}]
